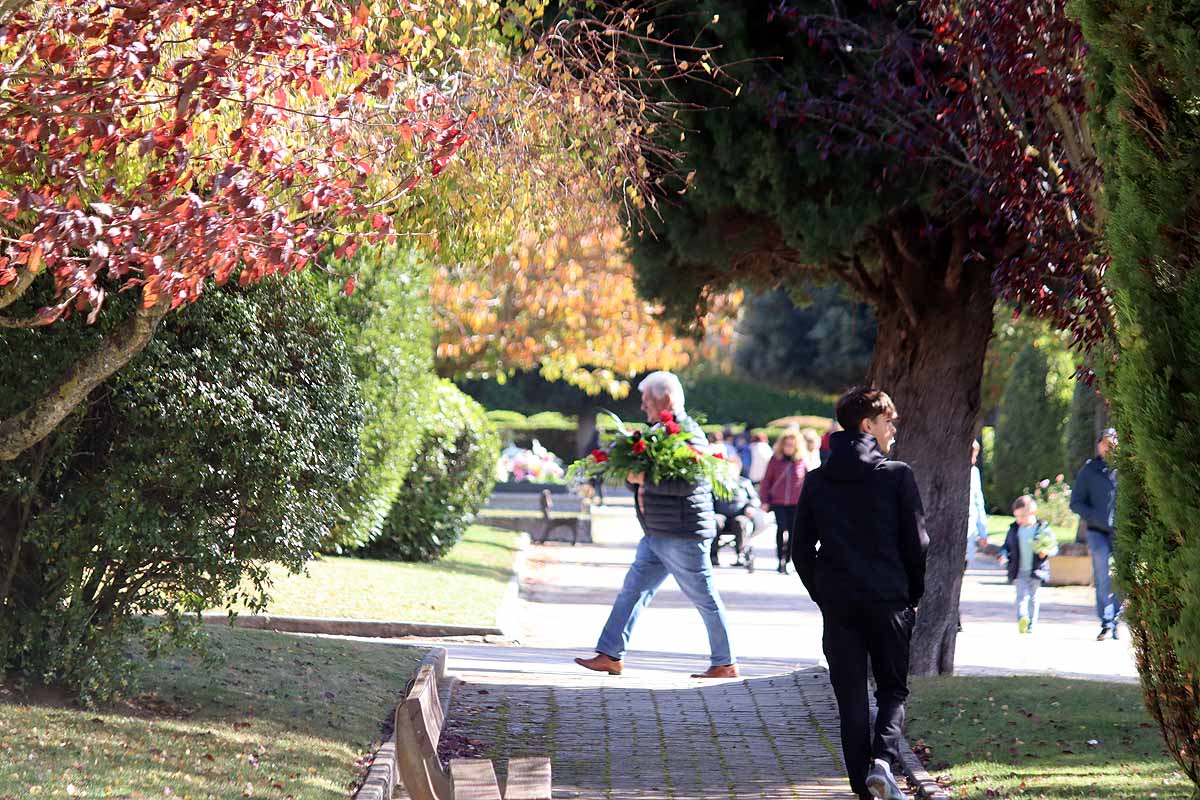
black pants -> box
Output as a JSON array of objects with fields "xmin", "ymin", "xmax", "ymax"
[
  {"xmin": 773, "ymin": 504, "xmax": 797, "ymax": 562},
  {"xmin": 821, "ymin": 600, "xmax": 915, "ymax": 797}
]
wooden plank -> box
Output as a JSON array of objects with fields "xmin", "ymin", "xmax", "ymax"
[
  {"xmin": 404, "ymin": 666, "xmax": 444, "ymax": 757},
  {"xmin": 502, "ymin": 757, "xmax": 552, "ymax": 800},
  {"xmin": 450, "ymin": 759, "xmax": 503, "ymax": 800},
  {"xmin": 394, "ymin": 702, "xmax": 442, "ymax": 800}
]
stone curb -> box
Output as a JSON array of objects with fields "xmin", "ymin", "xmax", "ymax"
[
  {"xmin": 199, "ymin": 613, "xmax": 503, "ymax": 639},
  {"xmin": 898, "ymin": 735, "xmax": 949, "ymax": 800},
  {"xmin": 495, "ymin": 532, "xmax": 530, "ymax": 640},
  {"xmin": 353, "ymin": 646, "xmax": 454, "ymax": 800}
]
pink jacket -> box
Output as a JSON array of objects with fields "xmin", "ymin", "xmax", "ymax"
[{"xmin": 761, "ymin": 457, "xmax": 807, "ymax": 507}]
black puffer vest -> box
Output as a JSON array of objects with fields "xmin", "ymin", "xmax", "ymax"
[{"xmin": 631, "ymin": 412, "xmax": 717, "ymax": 540}]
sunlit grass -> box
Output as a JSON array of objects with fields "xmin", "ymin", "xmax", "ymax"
[
  {"xmin": 251, "ymin": 525, "xmax": 520, "ymax": 626},
  {"xmin": 908, "ymin": 675, "xmax": 1193, "ymax": 799},
  {"xmin": 0, "ymin": 626, "xmax": 425, "ymax": 799}
]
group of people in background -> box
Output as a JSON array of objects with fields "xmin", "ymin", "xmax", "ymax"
[{"xmin": 706, "ymin": 423, "xmax": 835, "ymax": 574}]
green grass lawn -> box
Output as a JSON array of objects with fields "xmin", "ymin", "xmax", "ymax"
[
  {"xmin": 908, "ymin": 676, "xmax": 1193, "ymax": 800},
  {"xmin": 250, "ymin": 525, "xmax": 520, "ymax": 626},
  {"xmin": 0, "ymin": 626, "xmax": 424, "ymax": 800}
]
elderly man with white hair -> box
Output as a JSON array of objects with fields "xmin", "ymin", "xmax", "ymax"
[{"xmin": 574, "ymin": 370, "xmax": 738, "ymax": 678}]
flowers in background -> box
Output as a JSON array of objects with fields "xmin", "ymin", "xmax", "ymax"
[
  {"xmin": 497, "ymin": 439, "xmax": 566, "ymax": 484},
  {"xmin": 1030, "ymin": 473, "xmax": 1076, "ymax": 531}
]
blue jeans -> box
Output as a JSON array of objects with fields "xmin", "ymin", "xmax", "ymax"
[
  {"xmin": 1088, "ymin": 529, "xmax": 1123, "ymax": 626},
  {"xmin": 1015, "ymin": 574, "xmax": 1041, "ymax": 626},
  {"xmin": 596, "ymin": 534, "xmax": 735, "ymax": 666}
]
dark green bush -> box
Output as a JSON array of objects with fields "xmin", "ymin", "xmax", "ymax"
[
  {"xmin": 322, "ymin": 247, "xmax": 435, "ymax": 552},
  {"xmin": 989, "ymin": 342, "xmax": 1071, "ymax": 508},
  {"xmin": 367, "ymin": 381, "xmax": 498, "ymax": 561},
  {"xmin": 0, "ymin": 279, "xmax": 361, "ymax": 702}
]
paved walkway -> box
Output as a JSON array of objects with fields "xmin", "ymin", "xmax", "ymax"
[{"xmin": 415, "ymin": 503, "xmax": 1136, "ymax": 799}]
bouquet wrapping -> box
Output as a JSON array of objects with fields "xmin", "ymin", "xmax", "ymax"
[{"xmin": 568, "ymin": 410, "xmax": 740, "ymax": 500}]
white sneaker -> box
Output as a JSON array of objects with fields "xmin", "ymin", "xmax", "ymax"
[{"xmin": 865, "ymin": 760, "xmax": 905, "ymax": 800}]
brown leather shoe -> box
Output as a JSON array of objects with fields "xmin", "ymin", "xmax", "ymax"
[
  {"xmin": 691, "ymin": 664, "xmax": 740, "ymax": 679},
  {"xmin": 574, "ymin": 653, "xmax": 623, "ymax": 675}
]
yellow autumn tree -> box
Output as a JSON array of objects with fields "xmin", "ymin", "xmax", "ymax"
[{"xmin": 432, "ymin": 206, "xmax": 740, "ymax": 397}]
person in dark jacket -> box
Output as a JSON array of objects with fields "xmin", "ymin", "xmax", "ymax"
[
  {"xmin": 792, "ymin": 387, "xmax": 928, "ymax": 800},
  {"xmin": 574, "ymin": 371, "xmax": 737, "ymax": 679},
  {"xmin": 1069, "ymin": 427, "xmax": 1121, "ymax": 640}
]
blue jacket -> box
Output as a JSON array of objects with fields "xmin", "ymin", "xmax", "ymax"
[
  {"xmin": 1070, "ymin": 457, "xmax": 1117, "ymax": 534},
  {"xmin": 629, "ymin": 412, "xmax": 717, "ymax": 540},
  {"xmin": 1002, "ymin": 519, "xmax": 1058, "ymax": 583}
]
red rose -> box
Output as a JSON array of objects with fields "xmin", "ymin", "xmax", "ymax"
[
  {"xmin": 632, "ymin": 439, "xmax": 647, "ymax": 454},
  {"xmin": 659, "ymin": 409, "xmax": 676, "ymax": 424},
  {"xmin": 713, "ymin": 452, "xmax": 725, "ymax": 460},
  {"xmin": 665, "ymin": 421, "xmax": 681, "ymax": 435},
  {"xmin": 591, "ymin": 449, "xmax": 608, "ymax": 463}
]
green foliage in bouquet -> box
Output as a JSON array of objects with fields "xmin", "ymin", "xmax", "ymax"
[{"xmin": 568, "ymin": 411, "xmax": 739, "ymax": 499}]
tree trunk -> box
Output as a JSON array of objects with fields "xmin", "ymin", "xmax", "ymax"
[
  {"xmin": 867, "ymin": 231, "xmax": 995, "ymax": 676},
  {"xmin": 0, "ymin": 297, "xmax": 167, "ymax": 461}
]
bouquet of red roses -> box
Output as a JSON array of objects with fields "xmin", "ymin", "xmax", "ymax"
[{"xmin": 568, "ymin": 410, "xmax": 740, "ymax": 499}]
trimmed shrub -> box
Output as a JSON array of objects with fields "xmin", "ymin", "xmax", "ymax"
[
  {"xmin": 990, "ymin": 342, "xmax": 1071, "ymax": 509},
  {"xmin": 488, "ymin": 409, "xmax": 578, "ymax": 460},
  {"xmin": 321, "ymin": 247, "xmax": 434, "ymax": 552},
  {"xmin": 0, "ymin": 279, "xmax": 361, "ymax": 702},
  {"xmin": 367, "ymin": 381, "xmax": 498, "ymax": 561},
  {"xmin": 485, "ymin": 409, "xmax": 528, "ymax": 426}
]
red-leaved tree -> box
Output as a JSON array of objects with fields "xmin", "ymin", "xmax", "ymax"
[{"xmin": 0, "ymin": 0, "xmax": 471, "ymax": 460}]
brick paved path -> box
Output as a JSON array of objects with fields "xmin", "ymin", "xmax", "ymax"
[
  {"xmin": 426, "ymin": 503, "xmax": 859, "ymax": 799},
  {"xmin": 443, "ymin": 665, "xmax": 855, "ymax": 799}
]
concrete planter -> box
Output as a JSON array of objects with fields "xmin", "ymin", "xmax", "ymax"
[
  {"xmin": 588, "ymin": 504, "xmax": 633, "ymax": 545},
  {"xmin": 1047, "ymin": 553, "xmax": 1094, "ymax": 586}
]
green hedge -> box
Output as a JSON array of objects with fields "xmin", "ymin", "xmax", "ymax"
[
  {"xmin": 322, "ymin": 247, "xmax": 434, "ymax": 552},
  {"xmin": 367, "ymin": 381, "xmax": 499, "ymax": 561},
  {"xmin": 486, "ymin": 409, "xmax": 578, "ymax": 459},
  {"xmin": 681, "ymin": 373, "xmax": 835, "ymax": 428},
  {"xmin": 0, "ymin": 278, "xmax": 361, "ymax": 702}
]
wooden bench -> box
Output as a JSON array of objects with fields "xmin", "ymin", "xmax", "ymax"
[
  {"xmin": 534, "ymin": 489, "xmax": 583, "ymax": 546},
  {"xmin": 394, "ymin": 665, "xmax": 552, "ymax": 800}
]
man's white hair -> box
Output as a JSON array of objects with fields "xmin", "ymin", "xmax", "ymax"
[{"xmin": 638, "ymin": 371, "xmax": 685, "ymax": 412}]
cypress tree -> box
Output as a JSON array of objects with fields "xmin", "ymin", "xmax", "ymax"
[
  {"xmin": 1078, "ymin": 2, "xmax": 1200, "ymax": 791},
  {"xmin": 991, "ymin": 343, "xmax": 1070, "ymax": 509}
]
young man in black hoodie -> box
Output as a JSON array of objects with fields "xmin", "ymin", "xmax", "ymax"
[{"xmin": 792, "ymin": 387, "xmax": 929, "ymax": 800}]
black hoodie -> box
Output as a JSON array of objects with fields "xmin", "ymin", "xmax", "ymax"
[{"xmin": 792, "ymin": 431, "xmax": 929, "ymax": 608}]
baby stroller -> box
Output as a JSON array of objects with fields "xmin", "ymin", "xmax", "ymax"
[{"xmin": 711, "ymin": 506, "xmax": 773, "ymax": 573}]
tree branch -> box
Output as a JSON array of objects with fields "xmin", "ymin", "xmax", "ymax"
[
  {"xmin": 874, "ymin": 228, "xmax": 921, "ymax": 331},
  {"xmin": 0, "ymin": 295, "xmax": 170, "ymax": 461},
  {"xmin": 0, "ymin": 268, "xmax": 38, "ymax": 312}
]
